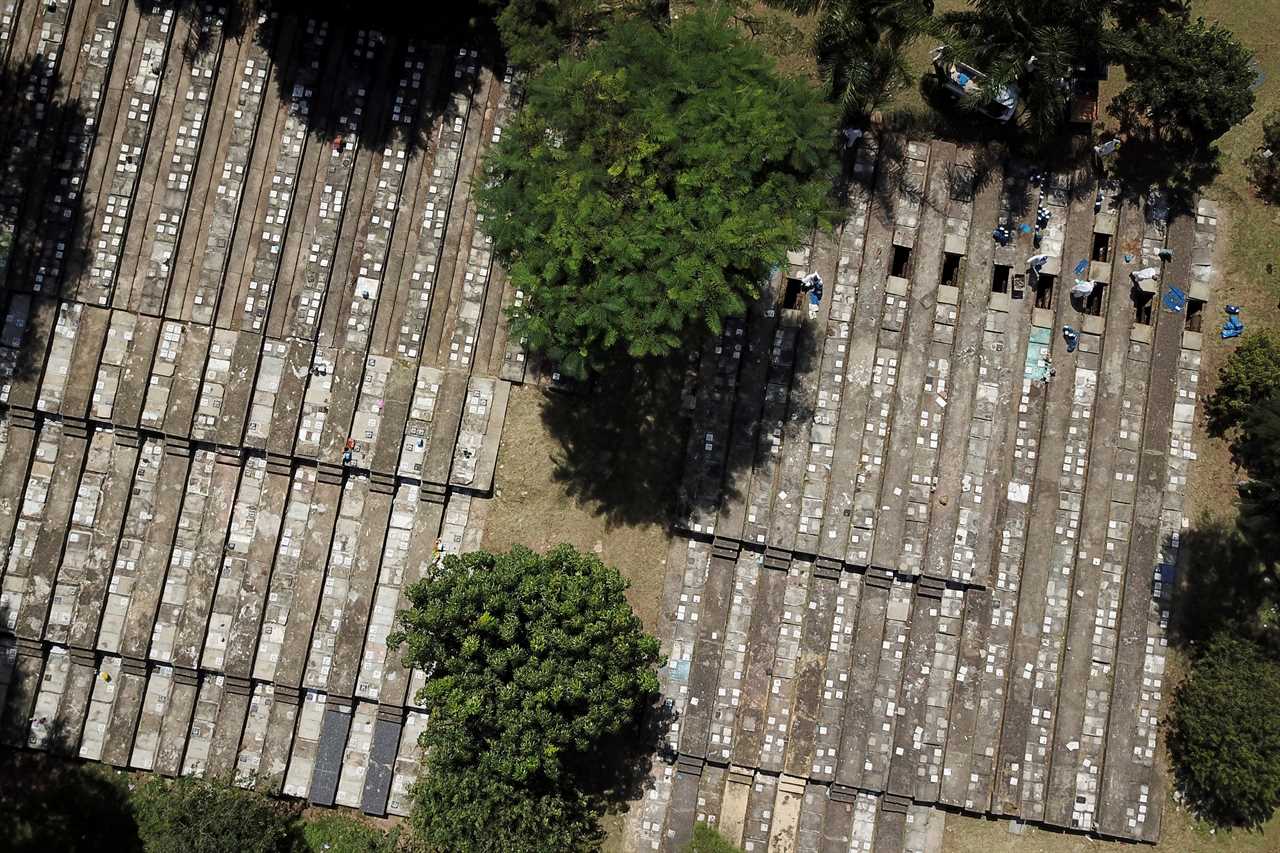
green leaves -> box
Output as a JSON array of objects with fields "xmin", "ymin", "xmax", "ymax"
[
  {"xmin": 931, "ymin": 0, "xmax": 1107, "ymax": 144},
  {"xmin": 130, "ymin": 777, "xmax": 295, "ymax": 853},
  {"xmin": 476, "ymin": 11, "xmax": 835, "ymax": 377},
  {"xmin": 1110, "ymin": 12, "xmax": 1255, "ymax": 149},
  {"xmin": 788, "ymin": 0, "xmax": 933, "ymax": 120},
  {"xmin": 389, "ymin": 545, "xmax": 663, "ymax": 851},
  {"xmin": 1169, "ymin": 634, "xmax": 1280, "ymax": 828},
  {"xmin": 1206, "ymin": 329, "xmax": 1280, "ymax": 438},
  {"xmin": 687, "ymin": 821, "xmax": 746, "ymax": 853},
  {"xmin": 1233, "ymin": 394, "xmax": 1280, "ymax": 569}
]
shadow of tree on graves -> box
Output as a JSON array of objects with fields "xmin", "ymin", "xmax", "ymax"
[
  {"xmin": 539, "ymin": 307, "xmax": 820, "ymax": 531},
  {"xmin": 139, "ymin": 0, "xmax": 496, "ymax": 157},
  {"xmin": 137, "ymin": 0, "xmax": 250, "ymax": 62},
  {"xmin": 863, "ymin": 131, "xmax": 924, "ymax": 217},
  {"xmin": 1167, "ymin": 515, "xmax": 1280, "ymax": 657},
  {"xmin": 0, "ymin": 691, "xmax": 141, "ymax": 850},
  {"xmin": 575, "ymin": 691, "xmax": 677, "ymax": 820},
  {"xmin": 251, "ymin": 0, "xmax": 496, "ymax": 158},
  {"xmin": 1107, "ymin": 129, "xmax": 1221, "ymax": 214},
  {"xmin": 0, "ymin": 59, "xmax": 94, "ymax": 389},
  {"xmin": 856, "ymin": 128, "xmax": 1066, "ymax": 231}
]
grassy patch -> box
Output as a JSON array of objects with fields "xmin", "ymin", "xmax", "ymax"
[
  {"xmin": 297, "ymin": 812, "xmax": 399, "ymax": 853},
  {"xmin": 1195, "ymin": 0, "xmax": 1280, "ymax": 315}
]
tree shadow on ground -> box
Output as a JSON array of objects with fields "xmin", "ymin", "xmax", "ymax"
[
  {"xmin": 1107, "ymin": 129, "xmax": 1221, "ymax": 214},
  {"xmin": 539, "ymin": 354, "xmax": 695, "ymax": 530},
  {"xmin": 1168, "ymin": 515, "xmax": 1279, "ymax": 656},
  {"xmin": 0, "ymin": 603, "xmax": 142, "ymax": 852}
]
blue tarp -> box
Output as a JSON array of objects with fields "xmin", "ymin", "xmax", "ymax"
[
  {"xmin": 1163, "ymin": 286, "xmax": 1186, "ymax": 313},
  {"xmin": 1222, "ymin": 306, "xmax": 1244, "ymax": 339},
  {"xmin": 1074, "ymin": 258, "xmax": 1089, "ymax": 275}
]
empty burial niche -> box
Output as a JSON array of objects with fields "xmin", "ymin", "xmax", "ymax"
[
  {"xmin": 783, "ymin": 277, "xmax": 805, "ymax": 310},
  {"xmin": 1091, "ymin": 231, "xmax": 1111, "ymax": 263},
  {"xmin": 1186, "ymin": 297, "xmax": 1205, "ymax": 332},
  {"xmin": 1131, "ymin": 284, "xmax": 1154, "ymax": 325},
  {"xmin": 891, "ymin": 244, "xmax": 912, "ymax": 278},
  {"xmin": 942, "ymin": 252, "xmax": 963, "ymax": 287},
  {"xmin": 1034, "ymin": 273, "xmax": 1055, "ymax": 309},
  {"xmin": 991, "ymin": 263, "xmax": 1011, "ymax": 294},
  {"xmin": 1080, "ymin": 282, "xmax": 1104, "ymax": 316}
]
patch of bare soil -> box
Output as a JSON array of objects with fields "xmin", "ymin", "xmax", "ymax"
[{"xmin": 480, "ymin": 381, "xmax": 686, "ymax": 632}]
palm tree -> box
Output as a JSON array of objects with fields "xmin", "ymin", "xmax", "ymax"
[
  {"xmin": 769, "ymin": 0, "xmax": 934, "ymax": 121},
  {"xmin": 931, "ymin": 0, "xmax": 1119, "ymax": 144}
]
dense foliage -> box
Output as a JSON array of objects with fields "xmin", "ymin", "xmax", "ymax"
[
  {"xmin": 771, "ymin": 0, "xmax": 1254, "ymax": 166},
  {"xmin": 1234, "ymin": 394, "xmax": 1280, "ymax": 567},
  {"xmin": 1169, "ymin": 634, "xmax": 1280, "ymax": 827},
  {"xmin": 484, "ymin": 0, "xmax": 660, "ymax": 69},
  {"xmin": 389, "ymin": 544, "xmax": 662, "ymax": 852},
  {"xmin": 686, "ymin": 822, "xmax": 746, "ymax": 853},
  {"xmin": 0, "ymin": 758, "xmax": 404, "ymax": 853},
  {"xmin": 1205, "ymin": 329, "xmax": 1280, "ymax": 437},
  {"xmin": 1109, "ymin": 12, "xmax": 1256, "ymax": 150},
  {"xmin": 299, "ymin": 813, "xmax": 400, "ymax": 853},
  {"xmin": 131, "ymin": 777, "xmax": 296, "ymax": 853},
  {"xmin": 475, "ymin": 11, "xmax": 835, "ymax": 377},
  {"xmin": 0, "ymin": 753, "xmax": 140, "ymax": 853},
  {"xmin": 1247, "ymin": 110, "xmax": 1280, "ymax": 204}
]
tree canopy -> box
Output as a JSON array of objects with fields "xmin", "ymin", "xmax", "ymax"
[
  {"xmin": 1233, "ymin": 393, "xmax": 1280, "ymax": 568},
  {"xmin": 130, "ymin": 777, "xmax": 296, "ymax": 853},
  {"xmin": 299, "ymin": 813, "xmax": 401, "ymax": 853},
  {"xmin": 1109, "ymin": 12, "xmax": 1255, "ymax": 151},
  {"xmin": 1205, "ymin": 328, "xmax": 1280, "ymax": 438},
  {"xmin": 389, "ymin": 544, "xmax": 663, "ymax": 852},
  {"xmin": 0, "ymin": 756, "xmax": 398, "ymax": 853},
  {"xmin": 770, "ymin": 0, "xmax": 1254, "ymax": 171},
  {"xmin": 933, "ymin": 0, "xmax": 1115, "ymax": 143},
  {"xmin": 484, "ymin": 0, "xmax": 663, "ymax": 70},
  {"xmin": 0, "ymin": 751, "xmax": 140, "ymax": 853},
  {"xmin": 768, "ymin": 0, "xmax": 934, "ymax": 121},
  {"xmin": 475, "ymin": 11, "xmax": 836, "ymax": 377},
  {"xmin": 1169, "ymin": 633, "xmax": 1280, "ymax": 828}
]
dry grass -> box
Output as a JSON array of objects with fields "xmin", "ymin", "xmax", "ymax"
[{"xmin": 480, "ymin": 383, "xmax": 678, "ymax": 632}]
